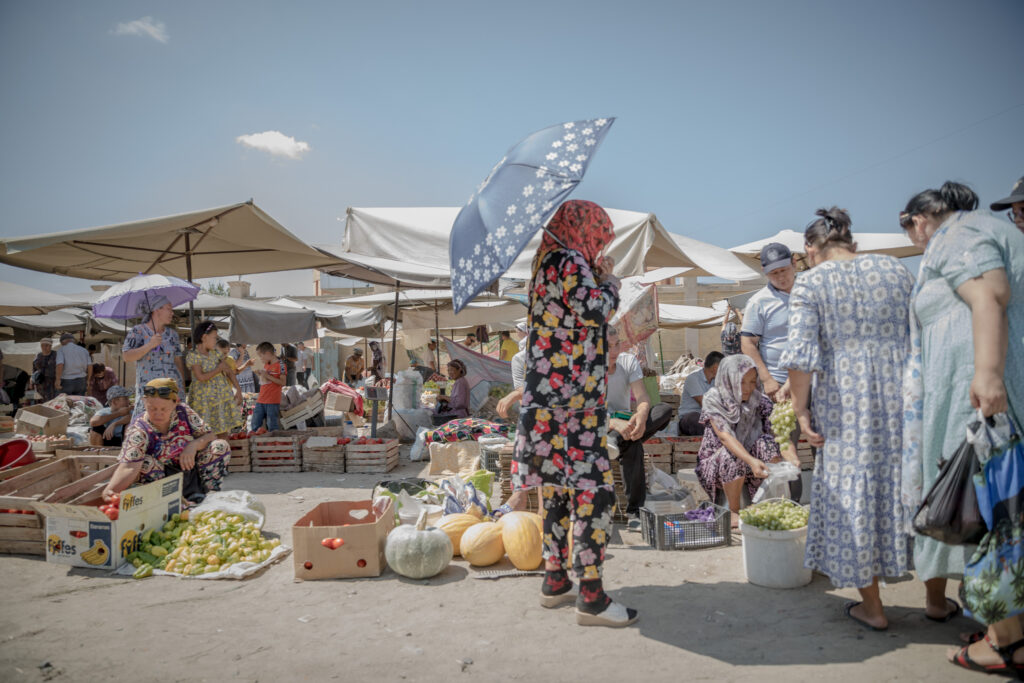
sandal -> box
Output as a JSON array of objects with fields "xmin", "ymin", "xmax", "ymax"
[
  {"xmin": 926, "ymin": 597, "xmax": 963, "ymax": 623},
  {"xmin": 950, "ymin": 633, "xmax": 1024, "ymax": 677},
  {"xmin": 961, "ymin": 630, "xmax": 986, "ymax": 644},
  {"xmin": 844, "ymin": 601, "xmax": 887, "ymax": 632}
]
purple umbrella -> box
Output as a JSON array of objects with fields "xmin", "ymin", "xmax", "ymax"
[{"xmin": 92, "ymin": 273, "xmax": 199, "ymax": 320}]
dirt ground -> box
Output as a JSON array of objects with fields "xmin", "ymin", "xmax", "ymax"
[{"xmin": 0, "ymin": 452, "xmax": 983, "ymax": 683}]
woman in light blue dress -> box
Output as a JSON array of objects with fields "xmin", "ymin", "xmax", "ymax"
[
  {"xmin": 782, "ymin": 208, "xmax": 914, "ymax": 631},
  {"xmin": 898, "ymin": 182, "xmax": 1024, "ymax": 674}
]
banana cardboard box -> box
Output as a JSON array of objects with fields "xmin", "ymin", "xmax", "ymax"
[{"xmin": 32, "ymin": 474, "xmax": 182, "ymax": 570}]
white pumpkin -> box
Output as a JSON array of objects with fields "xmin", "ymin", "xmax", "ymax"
[{"xmin": 385, "ymin": 510, "xmax": 453, "ymax": 579}]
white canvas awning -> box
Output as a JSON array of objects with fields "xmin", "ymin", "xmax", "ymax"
[
  {"xmin": 658, "ymin": 303, "xmax": 723, "ymax": 329},
  {"xmin": 731, "ymin": 229, "xmax": 921, "ymax": 269},
  {"xmin": 265, "ymin": 297, "xmax": 384, "ymax": 337},
  {"xmin": 0, "ymin": 201, "xmax": 341, "ymax": 281},
  {"xmin": 173, "ymin": 294, "xmax": 317, "ymax": 345},
  {"xmin": 0, "ymin": 281, "xmax": 77, "ymax": 316},
  {"xmin": 317, "ymin": 206, "xmax": 762, "ymax": 287}
]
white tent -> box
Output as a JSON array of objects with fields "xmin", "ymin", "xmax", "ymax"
[
  {"xmin": 731, "ymin": 229, "xmax": 920, "ymax": 269},
  {"xmin": 658, "ymin": 303, "xmax": 723, "ymax": 329},
  {"xmin": 173, "ymin": 294, "xmax": 317, "ymax": 345},
  {"xmin": 0, "ymin": 281, "xmax": 77, "ymax": 316},
  {"xmin": 317, "ymin": 206, "xmax": 762, "ymax": 287},
  {"xmin": 265, "ymin": 297, "xmax": 384, "ymax": 337},
  {"xmin": 329, "ymin": 288, "xmax": 525, "ymax": 331}
]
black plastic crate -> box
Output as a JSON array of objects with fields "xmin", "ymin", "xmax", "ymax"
[{"xmin": 640, "ymin": 501, "xmax": 731, "ymax": 550}]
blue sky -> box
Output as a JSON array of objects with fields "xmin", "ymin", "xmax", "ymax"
[{"xmin": 1, "ymin": 0, "xmax": 1021, "ymax": 296}]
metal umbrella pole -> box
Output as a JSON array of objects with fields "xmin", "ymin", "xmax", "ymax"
[
  {"xmin": 386, "ymin": 284, "xmax": 400, "ymax": 423},
  {"xmin": 434, "ymin": 301, "xmax": 441, "ymax": 370}
]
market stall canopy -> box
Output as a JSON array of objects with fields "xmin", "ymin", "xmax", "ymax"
[
  {"xmin": 329, "ymin": 288, "xmax": 524, "ymax": 331},
  {"xmin": 0, "ymin": 307, "xmax": 126, "ymax": 341},
  {"xmin": 730, "ymin": 229, "xmax": 921, "ymax": 269},
  {"xmin": 317, "ymin": 206, "xmax": 750, "ymax": 287},
  {"xmin": 0, "ymin": 201, "xmax": 340, "ymax": 281},
  {"xmin": 172, "ymin": 294, "xmax": 317, "ymax": 345},
  {"xmin": 658, "ymin": 303, "xmax": 723, "ymax": 329},
  {"xmin": 0, "ymin": 281, "xmax": 77, "ymax": 316},
  {"xmin": 265, "ymin": 297, "xmax": 384, "ymax": 337}
]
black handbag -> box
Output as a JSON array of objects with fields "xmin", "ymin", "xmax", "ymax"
[
  {"xmin": 912, "ymin": 429, "xmax": 986, "ymax": 545},
  {"xmin": 161, "ymin": 460, "xmax": 204, "ymax": 504}
]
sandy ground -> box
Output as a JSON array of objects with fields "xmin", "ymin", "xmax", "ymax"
[{"xmin": 0, "ymin": 452, "xmax": 983, "ymax": 683}]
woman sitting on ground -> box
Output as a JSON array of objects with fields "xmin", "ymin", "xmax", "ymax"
[
  {"xmin": 694, "ymin": 354, "xmax": 794, "ymax": 524},
  {"xmin": 101, "ymin": 378, "xmax": 230, "ymax": 507},
  {"xmin": 434, "ymin": 359, "xmax": 470, "ymax": 421}
]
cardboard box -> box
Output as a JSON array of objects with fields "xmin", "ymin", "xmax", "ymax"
[
  {"xmin": 292, "ymin": 498, "xmax": 394, "ymax": 580},
  {"xmin": 324, "ymin": 392, "xmax": 354, "ymax": 413},
  {"xmin": 14, "ymin": 406, "xmax": 69, "ymax": 437},
  {"xmin": 32, "ymin": 474, "xmax": 182, "ymax": 569}
]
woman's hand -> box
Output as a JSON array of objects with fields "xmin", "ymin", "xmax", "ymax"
[
  {"xmin": 144, "ymin": 333, "xmax": 162, "ymax": 352},
  {"xmin": 235, "ymin": 392, "xmax": 243, "ymax": 406},
  {"xmin": 101, "ymin": 488, "xmax": 118, "ymax": 504},
  {"xmin": 748, "ymin": 460, "xmax": 770, "ymax": 478},
  {"xmin": 971, "ymin": 369, "xmax": 1008, "ymax": 418},
  {"xmin": 496, "ymin": 394, "xmax": 515, "ymax": 419},
  {"xmin": 102, "ymin": 424, "xmax": 117, "ymax": 440},
  {"xmin": 796, "ymin": 409, "xmax": 824, "ymax": 448},
  {"xmin": 180, "ymin": 442, "xmax": 198, "ymax": 471}
]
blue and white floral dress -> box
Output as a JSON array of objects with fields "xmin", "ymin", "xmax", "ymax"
[{"xmin": 781, "ymin": 254, "xmax": 914, "ymax": 588}]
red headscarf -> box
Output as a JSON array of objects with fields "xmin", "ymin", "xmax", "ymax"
[{"xmin": 532, "ymin": 200, "xmax": 615, "ymax": 274}]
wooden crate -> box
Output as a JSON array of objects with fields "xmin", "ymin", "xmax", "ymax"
[
  {"xmin": 280, "ymin": 393, "xmax": 325, "ymax": 430},
  {"xmin": 670, "ymin": 436, "xmax": 702, "ymax": 469},
  {"xmin": 0, "ymin": 456, "xmax": 118, "ymax": 554},
  {"xmin": 301, "ymin": 439, "xmax": 347, "ymax": 473},
  {"xmin": 28, "ymin": 438, "xmax": 73, "ymax": 454},
  {"xmin": 250, "ymin": 435, "xmax": 302, "ymax": 473},
  {"xmin": 642, "ymin": 439, "xmax": 673, "ymax": 456},
  {"xmin": 796, "ymin": 438, "xmax": 815, "ymax": 470},
  {"xmin": 53, "ymin": 447, "xmax": 121, "ymax": 457},
  {"xmin": 345, "ymin": 439, "xmax": 399, "ymax": 473},
  {"xmin": 227, "ymin": 439, "xmax": 251, "ymax": 473}
]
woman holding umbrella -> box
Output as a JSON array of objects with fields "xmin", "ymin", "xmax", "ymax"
[
  {"xmin": 511, "ymin": 200, "xmax": 637, "ymax": 628},
  {"xmin": 121, "ymin": 295, "xmax": 185, "ymax": 416}
]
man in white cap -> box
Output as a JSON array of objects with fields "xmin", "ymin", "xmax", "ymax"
[
  {"xmin": 55, "ymin": 332, "xmax": 92, "ymax": 396},
  {"xmin": 991, "ymin": 175, "xmax": 1024, "ymax": 234}
]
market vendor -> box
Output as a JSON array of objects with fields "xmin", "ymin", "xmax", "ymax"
[
  {"xmin": 694, "ymin": 354, "xmax": 794, "ymax": 525},
  {"xmin": 89, "ymin": 386, "xmax": 131, "ymax": 447},
  {"xmin": 344, "ymin": 347, "xmax": 365, "ymax": 384},
  {"xmin": 87, "ymin": 362, "xmax": 119, "ymax": 405},
  {"xmin": 434, "ymin": 359, "xmax": 470, "ymax": 421},
  {"xmin": 101, "ymin": 378, "xmax": 229, "ymax": 507}
]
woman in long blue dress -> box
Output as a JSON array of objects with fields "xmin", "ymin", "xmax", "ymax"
[
  {"xmin": 897, "ymin": 182, "xmax": 1024, "ymax": 675},
  {"xmin": 782, "ymin": 207, "xmax": 914, "ymax": 630}
]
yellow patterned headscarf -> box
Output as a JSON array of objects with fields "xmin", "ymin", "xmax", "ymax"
[{"xmin": 143, "ymin": 377, "xmax": 180, "ymax": 402}]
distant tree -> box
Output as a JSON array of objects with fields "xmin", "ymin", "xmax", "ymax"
[{"xmin": 202, "ymin": 281, "xmax": 229, "ymax": 296}]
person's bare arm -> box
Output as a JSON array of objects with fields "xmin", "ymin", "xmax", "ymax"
[
  {"xmin": 496, "ymin": 388, "xmax": 523, "ymax": 418},
  {"xmin": 122, "ymin": 334, "xmax": 162, "ymax": 363},
  {"xmin": 958, "ymin": 269, "xmax": 1011, "ymax": 417},
  {"xmin": 623, "ymin": 377, "xmax": 651, "ymax": 440},
  {"xmin": 740, "ymin": 335, "xmax": 781, "ymax": 397},
  {"xmin": 788, "ymin": 368, "xmax": 823, "ymax": 447}
]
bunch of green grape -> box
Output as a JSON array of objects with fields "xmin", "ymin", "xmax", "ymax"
[
  {"xmin": 770, "ymin": 399, "xmax": 797, "ymax": 447},
  {"xmin": 739, "ymin": 499, "xmax": 809, "ymax": 531}
]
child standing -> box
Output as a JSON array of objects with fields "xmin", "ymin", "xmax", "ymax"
[{"xmin": 252, "ymin": 342, "xmax": 286, "ymax": 431}]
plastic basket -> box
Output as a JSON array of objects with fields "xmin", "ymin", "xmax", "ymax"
[{"xmin": 639, "ymin": 500, "xmax": 731, "ymax": 550}]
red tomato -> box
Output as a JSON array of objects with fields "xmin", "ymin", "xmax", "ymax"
[
  {"xmin": 329, "ymin": 538, "xmax": 344, "ymax": 550},
  {"xmin": 304, "ymin": 561, "xmax": 313, "ymax": 570},
  {"xmin": 321, "ymin": 538, "xmax": 333, "ymax": 549},
  {"xmin": 356, "ymin": 559, "xmax": 367, "ymax": 568}
]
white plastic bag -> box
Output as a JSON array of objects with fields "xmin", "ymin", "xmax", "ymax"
[
  {"xmin": 648, "ymin": 467, "xmax": 696, "ymax": 507},
  {"xmin": 410, "ymin": 427, "xmax": 430, "ymax": 461},
  {"xmin": 752, "ymin": 461, "xmax": 801, "ymax": 503},
  {"xmin": 190, "ymin": 490, "xmax": 267, "ymax": 529}
]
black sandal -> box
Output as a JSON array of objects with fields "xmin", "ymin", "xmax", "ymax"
[
  {"xmin": 950, "ymin": 633, "xmax": 1024, "ymax": 678},
  {"xmin": 844, "ymin": 601, "xmax": 887, "ymax": 632},
  {"xmin": 926, "ymin": 597, "xmax": 962, "ymax": 623}
]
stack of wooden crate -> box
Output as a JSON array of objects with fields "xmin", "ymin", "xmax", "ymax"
[
  {"xmin": 345, "ymin": 439, "xmax": 399, "ymax": 473},
  {"xmin": 227, "ymin": 439, "xmax": 251, "ymax": 473},
  {"xmin": 250, "ymin": 434, "xmax": 303, "ymax": 473},
  {"xmin": 643, "ymin": 438, "xmax": 673, "ymax": 474},
  {"xmin": 670, "ymin": 436, "xmax": 702, "ymax": 471},
  {"xmin": 497, "ymin": 444, "xmax": 540, "ymax": 513},
  {"xmin": 302, "ymin": 437, "xmax": 348, "ymax": 473}
]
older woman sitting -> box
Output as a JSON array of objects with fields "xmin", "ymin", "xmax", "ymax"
[
  {"xmin": 434, "ymin": 359, "xmax": 470, "ymax": 423},
  {"xmin": 694, "ymin": 354, "xmax": 794, "ymax": 524},
  {"xmin": 101, "ymin": 378, "xmax": 230, "ymax": 507}
]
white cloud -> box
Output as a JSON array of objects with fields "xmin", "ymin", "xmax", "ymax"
[
  {"xmin": 112, "ymin": 17, "xmax": 169, "ymax": 43},
  {"xmin": 235, "ymin": 131, "xmax": 311, "ymax": 159}
]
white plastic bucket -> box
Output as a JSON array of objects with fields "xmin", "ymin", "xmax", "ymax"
[{"xmin": 739, "ymin": 521, "xmax": 812, "ymax": 589}]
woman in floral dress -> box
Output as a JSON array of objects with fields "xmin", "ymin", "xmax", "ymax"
[
  {"xmin": 185, "ymin": 320, "xmax": 242, "ymax": 437},
  {"xmin": 511, "ymin": 200, "xmax": 636, "ymax": 628},
  {"xmin": 783, "ymin": 207, "xmax": 914, "ymax": 631},
  {"xmin": 101, "ymin": 378, "xmax": 230, "ymax": 508},
  {"xmin": 896, "ymin": 183, "xmax": 1024, "ymax": 674},
  {"xmin": 122, "ymin": 295, "xmax": 185, "ymax": 418}
]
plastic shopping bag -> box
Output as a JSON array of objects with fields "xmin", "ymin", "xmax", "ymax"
[{"xmin": 752, "ymin": 461, "xmax": 801, "ymax": 504}]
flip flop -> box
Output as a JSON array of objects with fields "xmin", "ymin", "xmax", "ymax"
[
  {"xmin": 926, "ymin": 597, "xmax": 963, "ymax": 623},
  {"xmin": 845, "ymin": 601, "xmax": 888, "ymax": 632}
]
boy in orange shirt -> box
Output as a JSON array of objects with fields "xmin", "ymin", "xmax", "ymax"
[{"xmin": 251, "ymin": 342, "xmax": 286, "ymax": 431}]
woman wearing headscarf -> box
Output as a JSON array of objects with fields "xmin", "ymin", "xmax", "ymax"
[
  {"xmin": 121, "ymin": 295, "xmax": 185, "ymax": 417},
  {"xmin": 100, "ymin": 378, "xmax": 230, "ymax": 507},
  {"xmin": 434, "ymin": 359, "xmax": 470, "ymax": 421},
  {"xmin": 783, "ymin": 207, "xmax": 914, "ymax": 631},
  {"xmin": 694, "ymin": 354, "xmax": 784, "ymax": 521},
  {"xmin": 510, "ymin": 200, "xmax": 634, "ymax": 627}
]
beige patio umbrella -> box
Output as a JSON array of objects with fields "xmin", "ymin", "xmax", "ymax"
[{"xmin": 0, "ymin": 201, "xmax": 339, "ymax": 282}]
